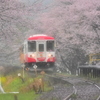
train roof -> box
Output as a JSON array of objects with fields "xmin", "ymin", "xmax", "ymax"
[{"xmin": 28, "ymin": 34, "xmax": 55, "ymax": 40}]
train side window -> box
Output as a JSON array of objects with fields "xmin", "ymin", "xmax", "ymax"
[
  {"xmin": 39, "ymin": 44, "xmax": 44, "ymax": 52},
  {"xmin": 28, "ymin": 41, "xmax": 36, "ymax": 52},
  {"xmin": 47, "ymin": 41, "xmax": 54, "ymax": 51}
]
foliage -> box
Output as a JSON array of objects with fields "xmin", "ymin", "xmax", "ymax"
[
  {"xmin": 0, "ymin": 0, "xmax": 44, "ymax": 65},
  {"xmin": 0, "ymin": 69, "xmax": 53, "ymax": 100},
  {"xmin": 0, "ymin": 77, "xmax": 6, "ymax": 83},
  {"xmin": 0, "ymin": 92, "xmax": 39, "ymax": 100},
  {"xmin": 0, "ymin": 0, "xmax": 100, "ymax": 73},
  {"xmin": 33, "ymin": 0, "xmax": 100, "ymax": 73}
]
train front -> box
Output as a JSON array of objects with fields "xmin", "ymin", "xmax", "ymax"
[{"xmin": 24, "ymin": 34, "xmax": 56, "ymax": 71}]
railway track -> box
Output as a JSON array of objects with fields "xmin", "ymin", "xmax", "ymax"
[
  {"xmin": 37, "ymin": 74, "xmax": 100, "ymax": 100},
  {"xmin": 62, "ymin": 76, "xmax": 100, "ymax": 100}
]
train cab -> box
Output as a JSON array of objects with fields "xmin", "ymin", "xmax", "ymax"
[{"xmin": 20, "ymin": 34, "xmax": 56, "ymax": 70}]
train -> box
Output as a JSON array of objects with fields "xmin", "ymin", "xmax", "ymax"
[{"xmin": 20, "ymin": 34, "xmax": 56, "ymax": 71}]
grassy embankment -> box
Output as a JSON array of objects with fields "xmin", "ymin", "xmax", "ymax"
[{"xmin": 0, "ymin": 69, "xmax": 52, "ymax": 100}]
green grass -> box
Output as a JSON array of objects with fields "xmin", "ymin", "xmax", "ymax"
[
  {"xmin": 0, "ymin": 69, "xmax": 53, "ymax": 100},
  {"xmin": 0, "ymin": 94, "xmax": 14, "ymax": 100},
  {"xmin": 0, "ymin": 92, "xmax": 39, "ymax": 100},
  {"xmin": 18, "ymin": 92, "xmax": 40, "ymax": 100}
]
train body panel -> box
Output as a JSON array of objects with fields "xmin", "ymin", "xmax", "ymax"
[{"xmin": 20, "ymin": 34, "xmax": 56, "ymax": 70}]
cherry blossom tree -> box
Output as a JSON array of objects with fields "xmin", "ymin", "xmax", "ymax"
[
  {"xmin": 33, "ymin": 0, "xmax": 100, "ymax": 73},
  {"xmin": 0, "ymin": 0, "xmax": 100, "ymax": 73},
  {"xmin": 0, "ymin": 0, "xmax": 44, "ymax": 65}
]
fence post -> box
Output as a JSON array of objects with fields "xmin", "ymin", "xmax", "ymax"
[{"xmin": 14, "ymin": 94, "xmax": 18, "ymax": 100}]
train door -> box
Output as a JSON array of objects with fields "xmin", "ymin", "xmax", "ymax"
[{"xmin": 37, "ymin": 41, "xmax": 46, "ymax": 61}]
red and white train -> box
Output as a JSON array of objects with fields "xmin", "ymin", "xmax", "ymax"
[{"xmin": 20, "ymin": 34, "xmax": 56, "ymax": 71}]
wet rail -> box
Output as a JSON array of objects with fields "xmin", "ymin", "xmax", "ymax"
[{"xmin": 44, "ymin": 74, "xmax": 100, "ymax": 100}]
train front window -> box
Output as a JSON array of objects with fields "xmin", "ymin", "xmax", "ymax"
[
  {"xmin": 28, "ymin": 41, "xmax": 36, "ymax": 52},
  {"xmin": 39, "ymin": 44, "xmax": 44, "ymax": 52},
  {"xmin": 47, "ymin": 41, "xmax": 54, "ymax": 51}
]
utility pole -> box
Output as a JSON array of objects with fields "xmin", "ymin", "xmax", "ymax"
[{"xmin": 22, "ymin": 64, "xmax": 25, "ymax": 79}]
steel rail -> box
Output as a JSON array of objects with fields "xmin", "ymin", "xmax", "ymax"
[
  {"xmin": 81, "ymin": 80, "xmax": 100, "ymax": 100},
  {"xmin": 46, "ymin": 74, "xmax": 77, "ymax": 100},
  {"xmin": 47, "ymin": 74, "xmax": 100, "ymax": 100}
]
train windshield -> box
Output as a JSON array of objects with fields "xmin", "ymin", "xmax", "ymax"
[
  {"xmin": 47, "ymin": 41, "xmax": 54, "ymax": 51},
  {"xmin": 28, "ymin": 41, "xmax": 36, "ymax": 52},
  {"xmin": 39, "ymin": 44, "xmax": 44, "ymax": 52}
]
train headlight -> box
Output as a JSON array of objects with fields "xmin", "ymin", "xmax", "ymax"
[
  {"xmin": 30, "ymin": 54, "xmax": 35, "ymax": 58},
  {"xmin": 48, "ymin": 54, "xmax": 53, "ymax": 57},
  {"xmin": 48, "ymin": 54, "xmax": 51, "ymax": 57},
  {"xmin": 32, "ymin": 54, "xmax": 35, "ymax": 57}
]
